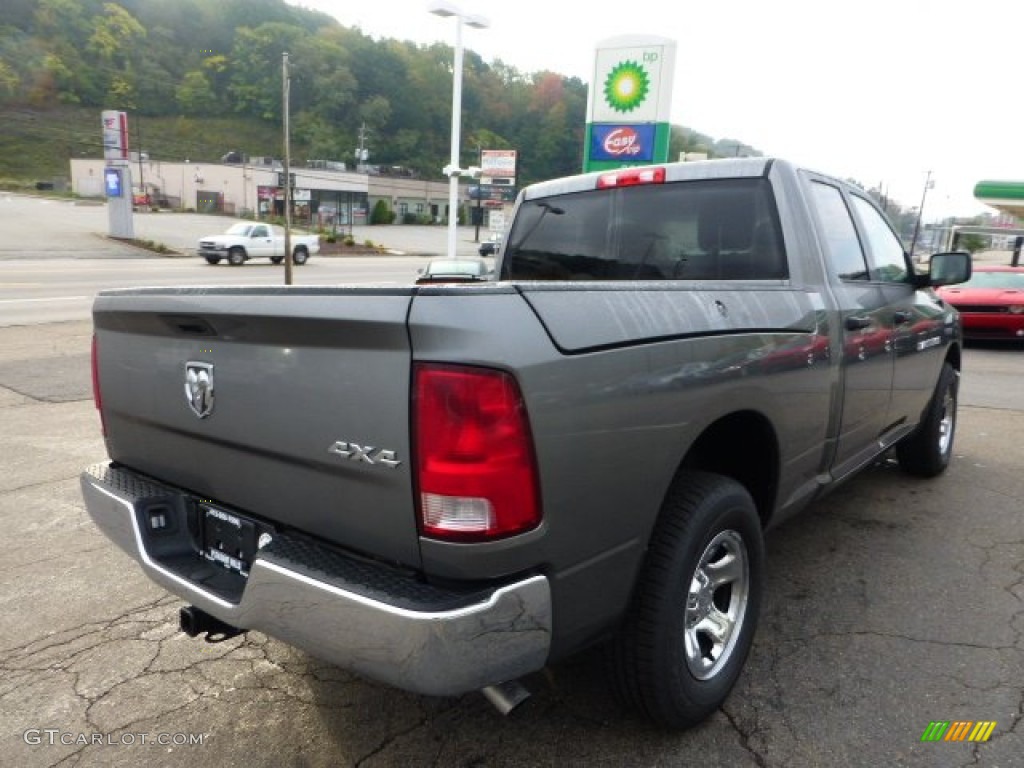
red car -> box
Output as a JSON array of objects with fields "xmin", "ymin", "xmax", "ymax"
[{"xmin": 936, "ymin": 265, "xmax": 1024, "ymax": 341}]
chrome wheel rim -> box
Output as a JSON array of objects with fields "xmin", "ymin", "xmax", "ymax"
[
  {"xmin": 938, "ymin": 388, "xmax": 955, "ymax": 457},
  {"xmin": 684, "ymin": 530, "xmax": 750, "ymax": 680}
]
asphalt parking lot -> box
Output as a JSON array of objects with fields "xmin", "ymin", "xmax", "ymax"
[{"xmin": 1, "ymin": 323, "xmax": 1021, "ymax": 767}]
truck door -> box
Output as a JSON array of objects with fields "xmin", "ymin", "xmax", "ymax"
[
  {"xmin": 249, "ymin": 224, "xmax": 274, "ymax": 257},
  {"xmin": 808, "ymin": 181, "xmax": 895, "ymax": 477},
  {"xmin": 846, "ymin": 194, "xmax": 950, "ymax": 428}
]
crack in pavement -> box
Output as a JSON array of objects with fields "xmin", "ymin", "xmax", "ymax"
[
  {"xmin": 0, "ymin": 596, "xmax": 175, "ymax": 659},
  {"xmin": 721, "ymin": 704, "xmax": 769, "ymax": 768},
  {"xmin": 0, "ymin": 382, "xmax": 91, "ymax": 404},
  {"xmin": 776, "ymin": 629, "xmax": 1017, "ymax": 653},
  {"xmin": 0, "ymin": 474, "xmax": 92, "ymax": 498}
]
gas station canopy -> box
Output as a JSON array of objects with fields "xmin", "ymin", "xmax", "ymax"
[{"xmin": 974, "ymin": 180, "xmax": 1024, "ymax": 220}]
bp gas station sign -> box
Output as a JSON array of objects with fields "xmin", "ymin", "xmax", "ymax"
[{"xmin": 583, "ymin": 35, "xmax": 676, "ymax": 173}]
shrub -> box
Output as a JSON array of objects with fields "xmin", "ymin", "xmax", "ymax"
[{"xmin": 370, "ymin": 199, "xmax": 393, "ymax": 225}]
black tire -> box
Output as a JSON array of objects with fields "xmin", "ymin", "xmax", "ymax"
[
  {"xmin": 227, "ymin": 247, "xmax": 245, "ymax": 266},
  {"xmin": 896, "ymin": 362, "xmax": 958, "ymax": 477},
  {"xmin": 293, "ymin": 247, "xmax": 309, "ymax": 265},
  {"xmin": 609, "ymin": 471, "xmax": 764, "ymax": 729},
  {"xmin": 270, "ymin": 255, "xmax": 283, "ymax": 265},
  {"xmin": 204, "ymin": 256, "xmax": 221, "ymax": 265}
]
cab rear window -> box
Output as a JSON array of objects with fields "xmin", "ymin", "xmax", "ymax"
[{"xmin": 501, "ymin": 178, "xmax": 787, "ymax": 281}]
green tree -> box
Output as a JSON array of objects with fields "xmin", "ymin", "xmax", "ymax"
[
  {"xmin": 958, "ymin": 234, "xmax": 988, "ymax": 254},
  {"xmin": 0, "ymin": 60, "xmax": 17, "ymax": 100},
  {"xmin": 290, "ymin": 34, "xmax": 357, "ymax": 121},
  {"xmin": 88, "ymin": 3, "xmax": 147, "ymax": 108},
  {"xmin": 176, "ymin": 70, "xmax": 217, "ymax": 115},
  {"xmin": 669, "ymin": 126, "xmax": 714, "ymax": 160},
  {"xmin": 358, "ymin": 95, "xmax": 392, "ymax": 138},
  {"xmin": 228, "ymin": 22, "xmax": 308, "ymax": 120}
]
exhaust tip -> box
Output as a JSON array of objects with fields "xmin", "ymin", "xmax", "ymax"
[{"xmin": 481, "ymin": 680, "xmax": 531, "ymax": 716}]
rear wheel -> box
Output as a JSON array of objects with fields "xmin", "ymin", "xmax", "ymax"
[
  {"xmin": 610, "ymin": 471, "xmax": 763, "ymax": 729},
  {"xmin": 270, "ymin": 256, "xmax": 283, "ymax": 265},
  {"xmin": 896, "ymin": 362, "xmax": 958, "ymax": 477},
  {"xmin": 204, "ymin": 256, "xmax": 221, "ymax": 265},
  {"xmin": 293, "ymin": 247, "xmax": 309, "ymax": 265},
  {"xmin": 227, "ymin": 247, "xmax": 245, "ymax": 266}
]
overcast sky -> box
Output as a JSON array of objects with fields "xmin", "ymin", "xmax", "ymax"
[{"xmin": 288, "ymin": 0, "xmax": 1023, "ymax": 221}]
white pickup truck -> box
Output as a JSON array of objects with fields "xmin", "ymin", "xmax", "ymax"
[{"xmin": 197, "ymin": 222, "xmax": 320, "ymax": 266}]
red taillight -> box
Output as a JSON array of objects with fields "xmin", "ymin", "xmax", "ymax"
[
  {"xmin": 91, "ymin": 334, "xmax": 106, "ymax": 436},
  {"xmin": 413, "ymin": 363, "xmax": 541, "ymax": 541},
  {"xmin": 596, "ymin": 166, "xmax": 666, "ymax": 189}
]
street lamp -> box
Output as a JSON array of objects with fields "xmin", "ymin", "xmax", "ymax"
[{"xmin": 428, "ymin": 1, "xmax": 489, "ymax": 259}]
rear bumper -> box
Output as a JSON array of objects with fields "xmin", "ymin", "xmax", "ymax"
[{"xmin": 80, "ymin": 462, "xmax": 552, "ymax": 696}]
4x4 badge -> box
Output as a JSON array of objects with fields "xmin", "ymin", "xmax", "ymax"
[{"xmin": 185, "ymin": 362, "xmax": 214, "ymax": 419}]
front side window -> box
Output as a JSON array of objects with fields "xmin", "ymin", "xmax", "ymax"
[
  {"xmin": 251, "ymin": 225, "xmax": 269, "ymax": 238},
  {"xmin": 849, "ymin": 195, "xmax": 909, "ymax": 283},
  {"xmin": 501, "ymin": 178, "xmax": 787, "ymax": 281},
  {"xmin": 810, "ymin": 182, "xmax": 868, "ymax": 281}
]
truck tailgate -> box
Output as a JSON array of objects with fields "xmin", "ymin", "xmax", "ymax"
[{"xmin": 92, "ymin": 287, "xmax": 420, "ymax": 567}]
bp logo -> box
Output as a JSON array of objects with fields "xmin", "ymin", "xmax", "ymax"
[{"xmin": 603, "ymin": 60, "xmax": 651, "ymax": 113}]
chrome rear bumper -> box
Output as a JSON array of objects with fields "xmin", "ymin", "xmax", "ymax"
[{"xmin": 81, "ymin": 463, "xmax": 551, "ymax": 696}]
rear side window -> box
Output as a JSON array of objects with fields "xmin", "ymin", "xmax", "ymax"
[{"xmin": 501, "ymin": 178, "xmax": 787, "ymax": 281}]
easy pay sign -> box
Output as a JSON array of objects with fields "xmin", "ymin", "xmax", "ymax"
[{"xmin": 588, "ymin": 35, "xmax": 676, "ymax": 124}]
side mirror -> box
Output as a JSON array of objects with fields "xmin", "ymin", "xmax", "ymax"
[{"xmin": 926, "ymin": 251, "xmax": 972, "ymax": 287}]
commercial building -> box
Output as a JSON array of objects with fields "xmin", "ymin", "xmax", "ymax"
[{"xmin": 69, "ymin": 157, "xmax": 476, "ymax": 229}]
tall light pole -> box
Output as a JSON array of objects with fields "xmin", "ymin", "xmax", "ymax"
[{"xmin": 428, "ymin": 1, "xmax": 488, "ymax": 259}]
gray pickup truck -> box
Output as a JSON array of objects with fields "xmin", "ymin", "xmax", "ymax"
[{"xmin": 81, "ymin": 158, "xmax": 971, "ymax": 729}]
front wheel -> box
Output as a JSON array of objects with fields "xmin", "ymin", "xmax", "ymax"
[
  {"xmin": 227, "ymin": 247, "xmax": 245, "ymax": 266},
  {"xmin": 293, "ymin": 247, "xmax": 309, "ymax": 265},
  {"xmin": 609, "ymin": 471, "xmax": 764, "ymax": 729},
  {"xmin": 204, "ymin": 256, "xmax": 221, "ymax": 265},
  {"xmin": 896, "ymin": 362, "xmax": 958, "ymax": 477}
]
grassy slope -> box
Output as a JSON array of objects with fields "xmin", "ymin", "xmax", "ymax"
[{"xmin": 0, "ymin": 105, "xmax": 300, "ymax": 185}]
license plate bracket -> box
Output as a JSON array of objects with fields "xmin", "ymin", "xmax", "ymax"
[{"xmin": 201, "ymin": 504, "xmax": 259, "ymax": 576}]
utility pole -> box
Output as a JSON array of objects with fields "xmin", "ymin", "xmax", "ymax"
[
  {"xmin": 474, "ymin": 144, "xmax": 483, "ymax": 243},
  {"xmin": 136, "ymin": 115, "xmax": 145, "ymax": 205},
  {"xmin": 282, "ymin": 52, "xmax": 293, "ymax": 286},
  {"xmin": 909, "ymin": 170, "xmax": 932, "ymax": 258},
  {"xmin": 355, "ymin": 123, "xmax": 369, "ymax": 171}
]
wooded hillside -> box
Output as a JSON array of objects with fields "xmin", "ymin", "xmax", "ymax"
[{"xmin": 0, "ymin": 0, "xmax": 758, "ymax": 183}]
